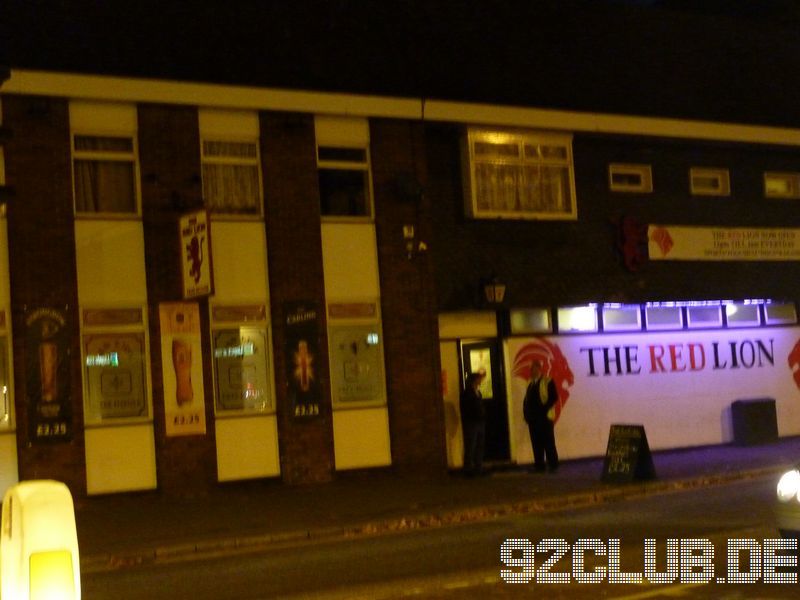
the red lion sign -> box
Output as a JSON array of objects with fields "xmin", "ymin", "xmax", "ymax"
[
  {"xmin": 513, "ymin": 338, "xmax": 575, "ymax": 423},
  {"xmin": 788, "ymin": 338, "xmax": 800, "ymax": 390}
]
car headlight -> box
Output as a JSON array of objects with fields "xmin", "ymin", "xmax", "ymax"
[{"xmin": 777, "ymin": 469, "xmax": 800, "ymax": 502}]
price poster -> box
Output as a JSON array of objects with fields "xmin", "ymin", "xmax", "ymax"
[
  {"xmin": 284, "ymin": 301, "xmax": 321, "ymax": 418},
  {"xmin": 25, "ymin": 307, "xmax": 72, "ymax": 443},
  {"xmin": 159, "ymin": 302, "xmax": 206, "ymax": 436}
]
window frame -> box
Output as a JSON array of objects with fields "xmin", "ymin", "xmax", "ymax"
[
  {"xmin": 690, "ymin": 167, "xmax": 730, "ymax": 197},
  {"xmin": 608, "ymin": 163, "xmax": 653, "ymax": 193},
  {"xmin": 199, "ymin": 136, "xmax": 264, "ymax": 219},
  {"xmin": 464, "ymin": 128, "xmax": 577, "ymax": 221},
  {"xmin": 316, "ymin": 144, "xmax": 374, "ymax": 221},
  {"xmin": 80, "ymin": 307, "xmax": 152, "ymax": 426},
  {"xmin": 764, "ymin": 172, "xmax": 800, "ymax": 199},
  {"xmin": 71, "ymin": 131, "xmax": 142, "ymax": 218}
]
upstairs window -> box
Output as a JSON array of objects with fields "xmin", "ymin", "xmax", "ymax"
[
  {"xmin": 609, "ymin": 164, "xmax": 653, "ymax": 193},
  {"xmin": 764, "ymin": 172, "xmax": 800, "ymax": 199},
  {"xmin": 464, "ymin": 129, "xmax": 576, "ymax": 220},
  {"xmin": 315, "ymin": 116, "xmax": 372, "ymax": 218},
  {"xmin": 199, "ymin": 109, "xmax": 262, "ymax": 217},
  {"xmin": 690, "ymin": 168, "xmax": 730, "ymax": 196},
  {"xmin": 70, "ymin": 101, "xmax": 139, "ymax": 216},
  {"xmin": 201, "ymin": 140, "xmax": 262, "ymax": 215}
]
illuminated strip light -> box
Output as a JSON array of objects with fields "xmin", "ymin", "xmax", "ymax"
[
  {"xmin": 214, "ymin": 343, "xmax": 255, "ymax": 358},
  {"xmin": 85, "ymin": 352, "xmax": 119, "ymax": 367}
]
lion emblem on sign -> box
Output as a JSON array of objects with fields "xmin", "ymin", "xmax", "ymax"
[{"xmin": 513, "ymin": 338, "xmax": 575, "ymax": 423}]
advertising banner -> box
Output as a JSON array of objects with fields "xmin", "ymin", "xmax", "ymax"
[
  {"xmin": 284, "ymin": 301, "xmax": 321, "ymax": 418},
  {"xmin": 159, "ymin": 302, "xmax": 206, "ymax": 436},
  {"xmin": 179, "ymin": 210, "xmax": 213, "ymax": 299},
  {"xmin": 506, "ymin": 327, "xmax": 800, "ymax": 463},
  {"xmin": 25, "ymin": 307, "xmax": 71, "ymax": 443},
  {"xmin": 648, "ymin": 225, "xmax": 800, "ymax": 261}
]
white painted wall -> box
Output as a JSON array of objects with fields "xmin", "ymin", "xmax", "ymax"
[{"xmin": 215, "ymin": 415, "xmax": 280, "ymax": 481}]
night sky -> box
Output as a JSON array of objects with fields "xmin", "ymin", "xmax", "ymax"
[{"xmin": 2, "ymin": 0, "xmax": 800, "ymax": 127}]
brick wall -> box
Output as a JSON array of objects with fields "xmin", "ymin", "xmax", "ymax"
[
  {"xmin": 261, "ymin": 112, "xmax": 335, "ymax": 484},
  {"xmin": 371, "ymin": 119, "xmax": 446, "ymax": 472},
  {"xmin": 138, "ymin": 104, "xmax": 218, "ymax": 494},
  {"xmin": 3, "ymin": 94, "xmax": 86, "ymax": 496},
  {"xmin": 428, "ymin": 125, "xmax": 800, "ymax": 310}
]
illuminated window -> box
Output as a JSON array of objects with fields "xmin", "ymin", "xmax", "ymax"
[
  {"xmin": 765, "ymin": 302, "xmax": 797, "ymax": 325},
  {"xmin": 315, "ymin": 117, "xmax": 373, "ymax": 218},
  {"xmin": 690, "ymin": 168, "xmax": 730, "ymax": 196},
  {"xmin": 70, "ymin": 101, "xmax": 139, "ymax": 215},
  {"xmin": 645, "ymin": 306, "xmax": 683, "ymax": 330},
  {"xmin": 509, "ymin": 308, "xmax": 552, "ymax": 334},
  {"xmin": 557, "ymin": 306, "xmax": 598, "ymax": 333},
  {"xmin": 327, "ymin": 302, "xmax": 387, "ymax": 407},
  {"xmin": 609, "ymin": 164, "xmax": 653, "ymax": 193},
  {"xmin": 602, "ymin": 305, "xmax": 642, "ymax": 331},
  {"xmin": 686, "ymin": 305, "xmax": 722, "ymax": 329},
  {"xmin": 0, "ymin": 310, "xmax": 11, "ymax": 430},
  {"xmin": 764, "ymin": 172, "xmax": 800, "ymax": 199},
  {"xmin": 81, "ymin": 308, "xmax": 150, "ymax": 423},
  {"xmin": 465, "ymin": 129, "xmax": 576, "ymax": 220},
  {"xmin": 210, "ymin": 304, "xmax": 274, "ymax": 414},
  {"xmin": 725, "ymin": 303, "xmax": 761, "ymax": 328},
  {"xmin": 199, "ymin": 109, "xmax": 262, "ymax": 216}
]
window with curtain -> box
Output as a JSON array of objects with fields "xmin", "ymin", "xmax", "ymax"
[
  {"xmin": 72, "ymin": 135, "xmax": 138, "ymax": 214},
  {"xmin": 201, "ymin": 140, "xmax": 262, "ymax": 216},
  {"xmin": 465, "ymin": 129, "xmax": 576, "ymax": 220}
]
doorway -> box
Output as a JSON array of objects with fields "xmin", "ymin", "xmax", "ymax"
[{"xmin": 460, "ymin": 340, "xmax": 510, "ymax": 462}]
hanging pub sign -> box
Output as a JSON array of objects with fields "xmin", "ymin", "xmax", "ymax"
[
  {"xmin": 284, "ymin": 301, "xmax": 321, "ymax": 418},
  {"xmin": 159, "ymin": 302, "xmax": 206, "ymax": 436},
  {"xmin": 25, "ymin": 307, "xmax": 71, "ymax": 443},
  {"xmin": 179, "ymin": 209, "xmax": 213, "ymax": 299}
]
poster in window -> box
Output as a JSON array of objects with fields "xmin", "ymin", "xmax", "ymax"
[
  {"xmin": 25, "ymin": 307, "xmax": 71, "ymax": 443},
  {"xmin": 179, "ymin": 210, "xmax": 214, "ymax": 299},
  {"xmin": 84, "ymin": 333, "xmax": 147, "ymax": 421},
  {"xmin": 330, "ymin": 325, "xmax": 386, "ymax": 406},
  {"xmin": 159, "ymin": 302, "xmax": 206, "ymax": 436},
  {"xmin": 213, "ymin": 327, "xmax": 271, "ymax": 412},
  {"xmin": 284, "ymin": 302, "xmax": 321, "ymax": 418}
]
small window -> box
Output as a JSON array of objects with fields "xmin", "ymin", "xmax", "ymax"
[
  {"xmin": 557, "ymin": 306, "xmax": 598, "ymax": 333},
  {"xmin": 509, "ymin": 308, "xmax": 552, "ymax": 334},
  {"xmin": 725, "ymin": 303, "xmax": 761, "ymax": 328},
  {"xmin": 686, "ymin": 305, "xmax": 722, "ymax": 329},
  {"xmin": 764, "ymin": 172, "xmax": 800, "ymax": 199},
  {"xmin": 201, "ymin": 139, "xmax": 262, "ymax": 215},
  {"xmin": 465, "ymin": 129, "xmax": 576, "ymax": 220},
  {"xmin": 72, "ymin": 135, "xmax": 139, "ymax": 214},
  {"xmin": 645, "ymin": 306, "xmax": 683, "ymax": 330},
  {"xmin": 609, "ymin": 164, "xmax": 653, "ymax": 193},
  {"xmin": 602, "ymin": 305, "xmax": 642, "ymax": 331},
  {"xmin": 765, "ymin": 302, "xmax": 797, "ymax": 325},
  {"xmin": 690, "ymin": 168, "xmax": 730, "ymax": 196}
]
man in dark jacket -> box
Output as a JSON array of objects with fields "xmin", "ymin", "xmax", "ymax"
[
  {"xmin": 460, "ymin": 371, "xmax": 486, "ymax": 477},
  {"xmin": 523, "ymin": 358, "xmax": 559, "ymax": 473}
]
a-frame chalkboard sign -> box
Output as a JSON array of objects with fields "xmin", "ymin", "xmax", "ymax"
[{"xmin": 601, "ymin": 424, "xmax": 656, "ymax": 483}]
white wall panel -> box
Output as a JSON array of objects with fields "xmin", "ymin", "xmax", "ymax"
[
  {"xmin": 321, "ymin": 223, "xmax": 380, "ymax": 300},
  {"xmin": 210, "ymin": 221, "xmax": 269, "ymax": 303},
  {"xmin": 215, "ymin": 415, "xmax": 280, "ymax": 481},
  {"xmin": 333, "ymin": 407, "xmax": 391, "ymax": 470},
  {"xmin": 85, "ymin": 425, "xmax": 156, "ymax": 494},
  {"xmin": 0, "ymin": 433, "xmax": 17, "ymax": 498}
]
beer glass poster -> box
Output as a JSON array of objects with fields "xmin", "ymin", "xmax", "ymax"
[
  {"xmin": 25, "ymin": 307, "xmax": 71, "ymax": 442},
  {"xmin": 159, "ymin": 302, "xmax": 206, "ymax": 436},
  {"xmin": 284, "ymin": 301, "xmax": 321, "ymax": 418}
]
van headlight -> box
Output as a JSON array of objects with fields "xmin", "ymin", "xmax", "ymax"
[{"xmin": 777, "ymin": 469, "xmax": 800, "ymax": 502}]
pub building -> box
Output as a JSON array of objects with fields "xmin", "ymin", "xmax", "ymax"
[{"xmin": 2, "ymin": 5, "xmax": 800, "ymax": 498}]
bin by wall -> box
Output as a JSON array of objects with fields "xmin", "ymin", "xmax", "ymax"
[{"xmin": 731, "ymin": 398, "xmax": 778, "ymax": 446}]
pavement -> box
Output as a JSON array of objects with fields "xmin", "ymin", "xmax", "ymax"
[{"xmin": 74, "ymin": 436, "xmax": 800, "ymax": 574}]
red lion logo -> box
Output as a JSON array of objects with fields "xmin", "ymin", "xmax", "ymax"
[
  {"xmin": 787, "ymin": 339, "xmax": 800, "ymax": 390},
  {"xmin": 513, "ymin": 338, "xmax": 575, "ymax": 423},
  {"xmin": 186, "ymin": 235, "xmax": 205, "ymax": 284}
]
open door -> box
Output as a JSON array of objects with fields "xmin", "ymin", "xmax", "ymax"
[{"xmin": 460, "ymin": 340, "xmax": 510, "ymax": 462}]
